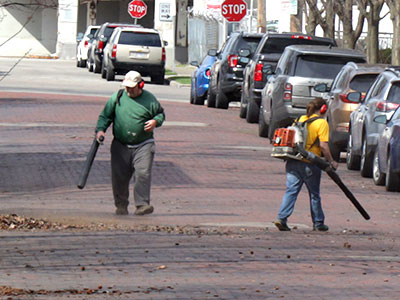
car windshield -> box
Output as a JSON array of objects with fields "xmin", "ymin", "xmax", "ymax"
[
  {"xmin": 386, "ymin": 81, "xmax": 400, "ymax": 104},
  {"xmin": 201, "ymin": 55, "xmax": 215, "ymax": 66},
  {"xmin": 237, "ymin": 37, "xmax": 262, "ymax": 55},
  {"xmin": 294, "ymin": 55, "xmax": 365, "ymax": 79},
  {"xmin": 104, "ymin": 27, "xmax": 117, "ymax": 38},
  {"xmin": 261, "ymin": 38, "xmax": 334, "ymax": 54},
  {"xmin": 119, "ymin": 32, "xmax": 161, "ymax": 47},
  {"xmin": 349, "ymin": 74, "xmax": 379, "ymax": 92}
]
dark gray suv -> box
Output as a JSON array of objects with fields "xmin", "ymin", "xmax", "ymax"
[{"xmin": 207, "ymin": 32, "xmax": 264, "ymax": 109}]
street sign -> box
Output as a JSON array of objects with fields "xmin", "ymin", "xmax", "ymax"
[
  {"xmin": 128, "ymin": 0, "xmax": 147, "ymax": 19},
  {"xmin": 160, "ymin": 2, "xmax": 173, "ymax": 22},
  {"xmin": 221, "ymin": 0, "xmax": 247, "ymax": 23}
]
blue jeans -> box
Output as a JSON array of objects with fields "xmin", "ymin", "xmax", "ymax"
[{"xmin": 277, "ymin": 159, "xmax": 325, "ymax": 226}]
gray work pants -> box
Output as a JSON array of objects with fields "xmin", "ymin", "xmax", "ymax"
[{"xmin": 111, "ymin": 138, "xmax": 155, "ymax": 209}]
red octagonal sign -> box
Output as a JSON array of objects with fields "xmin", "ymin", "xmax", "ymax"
[
  {"xmin": 221, "ymin": 0, "xmax": 247, "ymax": 22},
  {"xmin": 128, "ymin": 0, "xmax": 147, "ymax": 19}
]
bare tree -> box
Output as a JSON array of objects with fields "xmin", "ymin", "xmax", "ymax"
[
  {"xmin": 0, "ymin": 0, "xmax": 57, "ymax": 9},
  {"xmin": 300, "ymin": 0, "xmax": 317, "ymax": 35},
  {"xmin": 386, "ymin": 0, "xmax": 400, "ymax": 65},
  {"xmin": 357, "ymin": 0, "xmax": 387, "ymax": 63},
  {"xmin": 334, "ymin": 0, "xmax": 365, "ymax": 49},
  {"xmin": 304, "ymin": 0, "xmax": 335, "ymax": 38}
]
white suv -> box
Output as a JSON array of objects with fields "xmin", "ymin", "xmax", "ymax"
[
  {"xmin": 102, "ymin": 27, "xmax": 167, "ymax": 84},
  {"xmin": 76, "ymin": 25, "xmax": 100, "ymax": 68}
]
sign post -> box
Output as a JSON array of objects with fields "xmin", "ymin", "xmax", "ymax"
[{"xmin": 221, "ymin": 0, "xmax": 247, "ymax": 23}]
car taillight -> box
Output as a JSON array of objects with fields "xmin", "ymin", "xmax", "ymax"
[
  {"xmin": 228, "ymin": 54, "xmax": 238, "ymax": 68},
  {"xmin": 162, "ymin": 47, "xmax": 166, "ymax": 62},
  {"xmin": 254, "ymin": 63, "xmax": 263, "ymax": 82},
  {"xmin": 205, "ymin": 68, "xmax": 211, "ymax": 79},
  {"xmin": 283, "ymin": 83, "xmax": 292, "ymax": 101},
  {"xmin": 339, "ymin": 93, "xmax": 358, "ymax": 104},
  {"xmin": 112, "ymin": 44, "xmax": 117, "ymax": 58},
  {"xmin": 376, "ymin": 101, "xmax": 400, "ymax": 112},
  {"xmin": 291, "ymin": 35, "xmax": 311, "ymax": 40},
  {"xmin": 84, "ymin": 40, "xmax": 88, "ymax": 47},
  {"xmin": 98, "ymin": 40, "xmax": 104, "ymax": 53}
]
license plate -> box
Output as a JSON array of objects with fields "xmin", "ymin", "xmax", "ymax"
[{"xmin": 130, "ymin": 52, "xmax": 148, "ymax": 59}]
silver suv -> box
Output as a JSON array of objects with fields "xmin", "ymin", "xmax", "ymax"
[
  {"xmin": 102, "ymin": 27, "xmax": 167, "ymax": 83},
  {"xmin": 259, "ymin": 45, "xmax": 366, "ymax": 139}
]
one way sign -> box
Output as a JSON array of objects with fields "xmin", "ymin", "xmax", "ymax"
[{"xmin": 160, "ymin": 2, "xmax": 172, "ymax": 21}]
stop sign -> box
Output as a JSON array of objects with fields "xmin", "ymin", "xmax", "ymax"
[
  {"xmin": 128, "ymin": 0, "xmax": 147, "ymax": 19},
  {"xmin": 221, "ymin": 0, "xmax": 247, "ymax": 22}
]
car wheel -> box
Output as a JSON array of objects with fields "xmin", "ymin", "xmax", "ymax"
[
  {"xmin": 258, "ymin": 106, "xmax": 269, "ymax": 138},
  {"xmin": 193, "ymin": 90, "xmax": 205, "ymax": 105},
  {"xmin": 190, "ymin": 83, "xmax": 195, "ymax": 104},
  {"xmin": 207, "ymin": 86, "xmax": 216, "ymax": 108},
  {"xmin": 372, "ymin": 150, "xmax": 385, "ymax": 186},
  {"xmin": 151, "ymin": 72, "xmax": 165, "ymax": 85},
  {"xmin": 87, "ymin": 59, "xmax": 94, "ymax": 72},
  {"xmin": 101, "ymin": 62, "xmax": 107, "ymax": 79},
  {"xmin": 215, "ymin": 81, "xmax": 229, "ymax": 109},
  {"xmin": 76, "ymin": 58, "xmax": 80, "ymax": 67},
  {"xmin": 239, "ymin": 92, "xmax": 247, "ymax": 119},
  {"xmin": 246, "ymin": 99, "xmax": 259, "ymax": 123},
  {"xmin": 328, "ymin": 141, "xmax": 341, "ymax": 162},
  {"xmin": 346, "ymin": 133, "xmax": 360, "ymax": 170},
  {"xmin": 385, "ymin": 150, "xmax": 400, "ymax": 192},
  {"xmin": 106, "ymin": 64, "xmax": 115, "ymax": 81},
  {"xmin": 360, "ymin": 138, "xmax": 373, "ymax": 178},
  {"xmin": 93, "ymin": 58, "xmax": 101, "ymax": 74}
]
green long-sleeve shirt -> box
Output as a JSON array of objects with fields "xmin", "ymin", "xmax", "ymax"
[{"xmin": 96, "ymin": 89, "xmax": 165, "ymax": 145}]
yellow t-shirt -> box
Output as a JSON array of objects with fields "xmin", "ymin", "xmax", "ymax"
[{"xmin": 298, "ymin": 114, "xmax": 329, "ymax": 157}]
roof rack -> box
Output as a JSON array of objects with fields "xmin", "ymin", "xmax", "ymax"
[{"xmin": 386, "ymin": 65, "xmax": 400, "ymax": 75}]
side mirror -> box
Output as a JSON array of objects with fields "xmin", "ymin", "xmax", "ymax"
[
  {"xmin": 208, "ymin": 49, "xmax": 218, "ymax": 56},
  {"xmin": 87, "ymin": 33, "xmax": 93, "ymax": 39},
  {"xmin": 239, "ymin": 57, "xmax": 250, "ymax": 64},
  {"xmin": 76, "ymin": 32, "xmax": 84, "ymax": 42},
  {"xmin": 239, "ymin": 48, "xmax": 251, "ymax": 57},
  {"xmin": 314, "ymin": 83, "xmax": 329, "ymax": 93},
  {"xmin": 163, "ymin": 40, "xmax": 168, "ymax": 46},
  {"xmin": 373, "ymin": 114, "xmax": 388, "ymax": 124},
  {"xmin": 347, "ymin": 92, "xmax": 362, "ymax": 103},
  {"xmin": 190, "ymin": 61, "xmax": 199, "ymax": 67}
]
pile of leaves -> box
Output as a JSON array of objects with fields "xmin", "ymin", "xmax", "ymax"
[{"xmin": 0, "ymin": 214, "xmax": 66, "ymax": 231}]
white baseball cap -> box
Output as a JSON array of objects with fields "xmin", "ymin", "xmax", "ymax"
[{"xmin": 122, "ymin": 71, "xmax": 142, "ymax": 88}]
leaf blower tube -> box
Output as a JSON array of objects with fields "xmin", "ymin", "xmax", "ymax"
[{"xmin": 296, "ymin": 145, "xmax": 370, "ymax": 220}]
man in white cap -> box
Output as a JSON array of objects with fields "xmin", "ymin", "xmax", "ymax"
[{"xmin": 95, "ymin": 71, "xmax": 165, "ymax": 216}]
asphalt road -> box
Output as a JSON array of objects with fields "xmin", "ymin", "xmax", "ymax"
[{"xmin": 0, "ymin": 58, "xmax": 399, "ymax": 299}]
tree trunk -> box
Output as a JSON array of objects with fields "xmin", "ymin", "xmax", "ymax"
[{"xmin": 387, "ymin": 0, "xmax": 400, "ymax": 64}]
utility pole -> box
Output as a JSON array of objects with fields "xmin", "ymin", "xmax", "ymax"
[
  {"xmin": 257, "ymin": 0, "xmax": 266, "ymax": 33},
  {"xmin": 290, "ymin": 0, "xmax": 302, "ymax": 33}
]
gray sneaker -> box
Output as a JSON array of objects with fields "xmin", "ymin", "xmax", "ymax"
[
  {"xmin": 134, "ymin": 205, "xmax": 154, "ymax": 216},
  {"xmin": 274, "ymin": 219, "xmax": 291, "ymax": 231}
]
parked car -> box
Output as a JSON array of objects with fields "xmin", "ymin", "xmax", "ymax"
[
  {"xmin": 207, "ymin": 32, "xmax": 264, "ymax": 109},
  {"xmin": 190, "ymin": 53, "xmax": 217, "ymax": 105},
  {"xmin": 347, "ymin": 67, "xmax": 400, "ymax": 177},
  {"xmin": 313, "ymin": 62, "xmax": 387, "ymax": 161},
  {"xmin": 241, "ymin": 33, "xmax": 336, "ymax": 123},
  {"xmin": 87, "ymin": 22, "xmax": 141, "ymax": 73},
  {"xmin": 372, "ymin": 106, "xmax": 400, "ymax": 191},
  {"xmin": 101, "ymin": 27, "xmax": 166, "ymax": 83},
  {"xmin": 259, "ymin": 45, "xmax": 366, "ymax": 139},
  {"xmin": 76, "ymin": 25, "xmax": 100, "ymax": 68}
]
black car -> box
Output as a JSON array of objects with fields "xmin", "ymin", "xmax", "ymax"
[
  {"xmin": 207, "ymin": 32, "xmax": 264, "ymax": 109},
  {"xmin": 87, "ymin": 22, "xmax": 141, "ymax": 74},
  {"xmin": 241, "ymin": 33, "xmax": 336, "ymax": 123}
]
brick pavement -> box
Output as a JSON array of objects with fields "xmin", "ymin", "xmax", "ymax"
[{"xmin": 0, "ymin": 91, "xmax": 400, "ymax": 299}]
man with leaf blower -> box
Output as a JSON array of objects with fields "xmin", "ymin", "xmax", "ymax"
[
  {"xmin": 274, "ymin": 97, "xmax": 339, "ymax": 232},
  {"xmin": 96, "ymin": 71, "xmax": 165, "ymax": 216}
]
